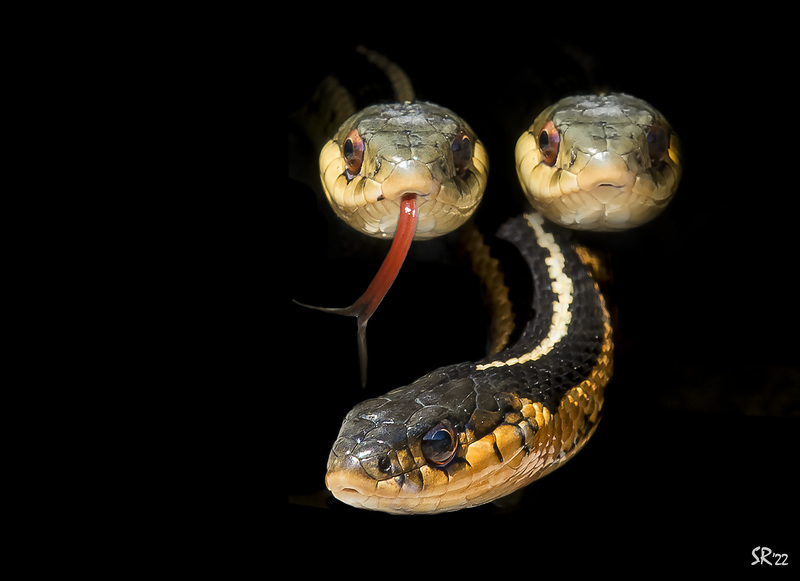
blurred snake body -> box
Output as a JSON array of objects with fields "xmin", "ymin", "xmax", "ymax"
[{"xmin": 299, "ymin": 49, "xmax": 681, "ymax": 514}]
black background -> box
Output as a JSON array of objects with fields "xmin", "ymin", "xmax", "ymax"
[{"xmin": 284, "ymin": 20, "xmax": 797, "ymax": 571}]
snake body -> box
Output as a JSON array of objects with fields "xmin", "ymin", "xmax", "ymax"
[
  {"xmin": 325, "ymin": 212, "xmax": 612, "ymax": 513},
  {"xmin": 297, "ymin": 49, "xmax": 681, "ymax": 514}
]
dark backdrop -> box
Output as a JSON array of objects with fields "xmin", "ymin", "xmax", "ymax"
[{"xmin": 284, "ymin": 25, "xmax": 797, "ymax": 571}]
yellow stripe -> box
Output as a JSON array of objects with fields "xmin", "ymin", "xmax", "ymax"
[{"xmin": 476, "ymin": 213, "xmax": 574, "ymax": 371}]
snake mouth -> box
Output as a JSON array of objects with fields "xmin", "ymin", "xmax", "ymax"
[
  {"xmin": 331, "ymin": 485, "xmax": 368, "ymax": 506},
  {"xmin": 325, "ymin": 466, "xmax": 380, "ymax": 509},
  {"xmin": 327, "ymin": 464, "xmax": 435, "ymax": 514},
  {"xmin": 378, "ymin": 188, "xmax": 435, "ymax": 203},
  {"xmin": 378, "ymin": 191, "xmax": 430, "ymax": 202},
  {"xmin": 377, "ymin": 190, "xmax": 449, "ymax": 238},
  {"xmin": 578, "ymin": 170, "xmax": 634, "ymax": 190}
]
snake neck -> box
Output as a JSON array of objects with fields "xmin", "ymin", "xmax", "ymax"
[{"xmin": 474, "ymin": 213, "xmax": 611, "ymax": 383}]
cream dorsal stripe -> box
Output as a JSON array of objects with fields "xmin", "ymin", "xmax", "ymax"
[{"xmin": 476, "ymin": 213, "xmax": 574, "ymax": 370}]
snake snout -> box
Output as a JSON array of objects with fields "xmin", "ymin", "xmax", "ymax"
[
  {"xmin": 576, "ymin": 152, "xmax": 635, "ymax": 194},
  {"xmin": 379, "ymin": 159, "xmax": 441, "ymax": 202}
]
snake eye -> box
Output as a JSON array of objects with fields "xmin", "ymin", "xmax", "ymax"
[
  {"xmin": 421, "ymin": 420, "xmax": 458, "ymax": 466},
  {"xmin": 646, "ymin": 121, "xmax": 668, "ymax": 167},
  {"xmin": 377, "ymin": 455, "xmax": 393, "ymax": 473},
  {"xmin": 451, "ymin": 130, "xmax": 473, "ymax": 178},
  {"xmin": 538, "ymin": 120, "xmax": 560, "ymax": 166},
  {"xmin": 343, "ymin": 128, "xmax": 365, "ymax": 179}
]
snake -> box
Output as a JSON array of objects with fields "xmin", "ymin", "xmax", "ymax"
[
  {"xmin": 295, "ymin": 48, "xmax": 682, "ymax": 514},
  {"xmin": 293, "ymin": 47, "xmax": 489, "ymax": 386}
]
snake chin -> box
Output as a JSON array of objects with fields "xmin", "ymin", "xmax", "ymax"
[{"xmin": 537, "ymin": 187, "xmax": 670, "ymax": 231}]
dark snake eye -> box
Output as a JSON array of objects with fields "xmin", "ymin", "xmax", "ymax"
[
  {"xmin": 451, "ymin": 130, "xmax": 473, "ymax": 178},
  {"xmin": 343, "ymin": 128, "xmax": 365, "ymax": 179},
  {"xmin": 646, "ymin": 121, "xmax": 668, "ymax": 167},
  {"xmin": 421, "ymin": 420, "xmax": 458, "ymax": 466},
  {"xmin": 538, "ymin": 120, "xmax": 560, "ymax": 166},
  {"xmin": 377, "ymin": 455, "xmax": 392, "ymax": 473}
]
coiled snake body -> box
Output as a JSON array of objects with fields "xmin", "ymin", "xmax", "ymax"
[{"xmin": 296, "ymin": 49, "xmax": 682, "ymax": 514}]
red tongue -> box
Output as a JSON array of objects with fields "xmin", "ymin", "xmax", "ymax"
[{"xmin": 297, "ymin": 193, "xmax": 418, "ymax": 386}]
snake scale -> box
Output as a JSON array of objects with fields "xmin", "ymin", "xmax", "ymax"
[{"xmin": 293, "ymin": 47, "xmax": 682, "ymax": 514}]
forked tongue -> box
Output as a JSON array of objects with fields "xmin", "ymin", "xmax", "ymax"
[{"xmin": 296, "ymin": 193, "xmax": 418, "ymax": 386}]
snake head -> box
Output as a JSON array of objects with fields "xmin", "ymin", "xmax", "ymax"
[
  {"xmin": 325, "ymin": 380, "xmax": 471, "ymax": 513},
  {"xmin": 319, "ymin": 101, "xmax": 489, "ymax": 240},
  {"xmin": 515, "ymin": 93, "xmax": 682, "ymax": 231},
  {"xmin": 324, "ymin": 370, "xmax": 589, "ymax": 514}
]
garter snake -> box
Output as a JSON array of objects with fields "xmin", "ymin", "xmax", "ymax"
[
  {"xmin": 294, "ymin": 48, "xmax": 682, "ymax": 514},
  {"xmin": 292, "ymin": 46, "xmax": 489, "ymax": 385}
]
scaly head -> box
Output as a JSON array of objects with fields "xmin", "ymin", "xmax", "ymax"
[
  {"xmin": 515, "ymin": 94, "xmax": 681, "ymax": 231},
  {"xmin": 319, "ymin": 101, "xmax": 489, "ymax": 240}
]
